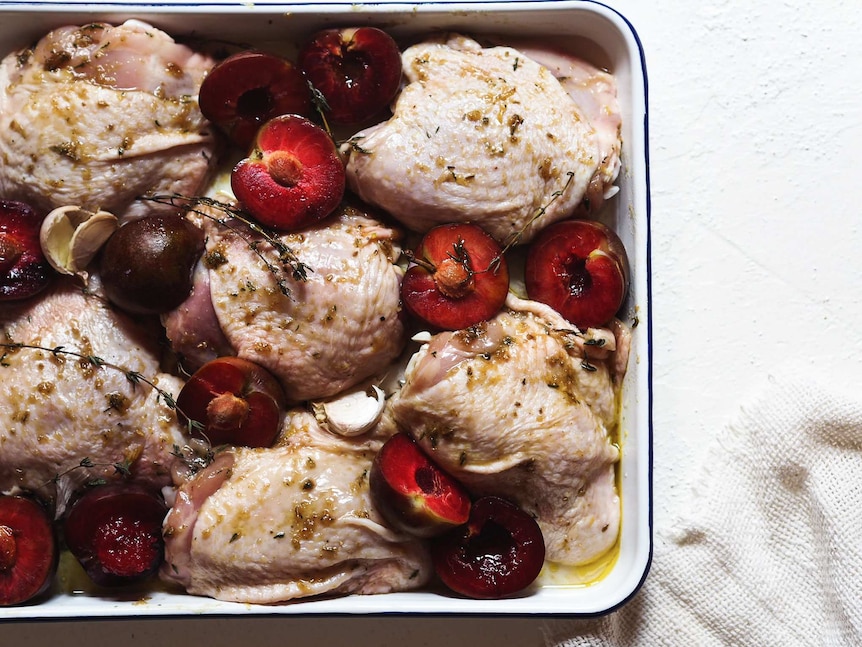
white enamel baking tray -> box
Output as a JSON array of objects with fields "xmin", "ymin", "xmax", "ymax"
[{"xmin": 0, "ymin": 0, "xmax": 651, "ymax": 618}]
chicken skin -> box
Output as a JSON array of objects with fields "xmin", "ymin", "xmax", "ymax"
[
  {"xmin": 0, "ymin": 279, "xmax": 186, "ymax": 508},
  {"xmin": 164, "ymin": 200, "xmax": 407, "ymax": 403},
  {"xmin": 387, "ymin": 296, "xmax": 627, "ymax": 565},
  {"xmin": 0, "ymin": 20, "xmax": 219, "ymax": 222},
  {"xmin": 161, "ymin": 409, "xmax": 430, "ymax": 603},
  {"xmin": 343, "ymin": 34, "xmax": 607, "ymax": 244}
]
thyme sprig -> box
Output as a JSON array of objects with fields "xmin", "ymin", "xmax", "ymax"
[
  {"xmin": 142, "ymin": 194, "xmax": 311, "ymax": 297},
  {"xmin": 342, "ymin": 134, "xmax": 372, "ymax": 155},
  {"xmin": 0, "ymin": 341, "xmax": 203, "ymax": 436},
  {"xmin": 170, "ymin": 441, "xmax": 215, "ymax": 477},
  {"xmin": 46, "ymin": 456, "xmax": 133, "ymax": 489},
  {"xmin": 307, "ymin": 80, "xmax": 334, "ymax": 138},
  {"xmin": 489, "ymin": 170, "xmax": 577, "ymax": 273},
  {"xmin": 552, "ymin": 327, "xmax": 605, "ymax": 372}
]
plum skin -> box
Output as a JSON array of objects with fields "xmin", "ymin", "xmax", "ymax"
[{"xmin": 99, "ymin": 214, "xmax": 205, "ymax": 315}]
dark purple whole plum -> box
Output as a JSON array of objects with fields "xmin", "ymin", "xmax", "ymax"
[{"xmin": 99, "ymin": 214, "xmax": 205, "ymax": 315}]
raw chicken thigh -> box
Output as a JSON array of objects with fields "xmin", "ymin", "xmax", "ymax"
[
  {"xmin": 510, "ymin": 42, "xmax": 622, "ymax": 214},
  {"xmin": 165, "ymin": 200, "xmax": 407, "ymax": 402},
  {"xmin": 0, "ymin": 279, "xmax": 187, "ymax": 505},
  {"xmin": 0, "ymin": 20, "xmax": 219, "ymax": 221},
  {"xmin": 161, "ymin": 409, "xmax": 430, "ymax": 603},
  {"xmin": 387, "ymin": 296, "xmax": 627, "ymax": 565},
  {"xmin": 343, "ymin": 34, "xmax": 606, "ymax": 243}
]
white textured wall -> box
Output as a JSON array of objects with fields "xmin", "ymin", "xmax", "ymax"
[{"xmin": 630, "ymin": 0, "xmax": 862, "ymax": 526}]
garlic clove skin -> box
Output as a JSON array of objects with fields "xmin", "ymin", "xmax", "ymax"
[
  {"xmin": 312, "ymin": 384, "xmax": 387, "ymax": 437},
  {"xmin": 40, "ymin": 206, "xmax": 118, "ymax": 279}
]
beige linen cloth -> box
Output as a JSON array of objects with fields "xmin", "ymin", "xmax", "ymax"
[{"xmin": 543, "ymin": 372, "xmax": 862, "ymax": 646}]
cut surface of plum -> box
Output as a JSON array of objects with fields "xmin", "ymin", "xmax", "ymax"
[
  {"xmin": 198, "ymin": 50, "xmax": 312, "ymax": 149},
  {"xmin": 231, "ymin": 114, "xmax": 345, "ymax": 232},
  {"xmin": 370, "ymin": 432, "xmax": 471, "ymax": 538},
  {"xmin": 0, "ymin": 199, "xmax": 53, "ymax": 301},
  {"xmin": 431, "ymin": 496, "xmax": 545, "ymax": 599},
  {"xmin": 401, "ymin": 223, "xmax": 509, "ymax": 331},
  {"xmin": 63, "ymin": 484, "xmax": 167, "ymax": 588},
  {"xmin": 525, "ymin": 219, "xmax": 629, "ymax": 330},
  {"xmin": 298, "ymin": 27, "xmax": 402, "ymax": 125},
  {"xmin": 176, "ymin": 356, "xmax": 287, "ymax": 448},
  {"xmin": 0, "ymin": 495, "xmax": 57, "ymax": 606}
]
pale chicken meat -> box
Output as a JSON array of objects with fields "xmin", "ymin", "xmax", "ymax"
[
  {"xmin": 161, "ymin": 409, "xmax": 430, "ymax": 603},
  {"xmin": 510, "ymin": 42, "xmax": 623, "ymax": 214},
  {"xmin": 343, "ymin": 34, "xmax": 609, "ymax": 244},
  {"xmin": 165, "ymin": 201, "xmax": 407, "ymax": 402},
  {"xmin": 0, "ymin": 20, "xmax": 219, "ymax": 222},
  {"xmin": 0, "ymin": 279, "xmax": 187, "ymax": 507},
  {"xmin": 387, "ymin": 295, "xmax": 627, "ymax": 565}
]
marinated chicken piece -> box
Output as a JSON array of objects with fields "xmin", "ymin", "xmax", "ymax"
[
  {"xmin": 165, "ymin": 200, "xmax": 407, "ymax": 402},
  {"xmin": 0, "ymin": 279, "xmax": 187, "ymax": 508},
  {"xmin": 161, "ymin": 409, "xmax": 430, "ymax": 603},
  {"xmin": 387, "ymin": 295, "xmax": 627, "ymax": 565},
  {"xmin": 0, "ymin": 20, "xmax": 219, "ymax": 222},
  {"xmin": 508, "ymin": 42, "xmax": 622, "ymax": 214},
  {"xmin": 343, "ymin": 34, "xmax": 604, "ymax": 244},
  {"xmin": 161, "ymin": 260, "xmax": 233, "ymax": 371}
]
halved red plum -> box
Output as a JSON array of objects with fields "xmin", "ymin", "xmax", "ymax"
[
  {"xmin": 0, "ymin": 200, "xmax": 53, "ymax": 302},
  {"xmin": 298, "ymin": 27, "xmax": 402, "ymax": 125},
  {"xmin": 176, "ymin": 356, "xmax": 287, "ymax": 448},
  {"xmin": 63, "ymin": 484, "xmax": 167, "ymax": 588},
  {"xmin": 0, "ymin": 495, "xmax": 57, "ymax": 606},
  {"xmin": 525, "ymin": 219, "xmax": 629, "ymax": 330},
  {"xmin": 401, "ymin": 223, "xmax": 509, "ymax": 331},
  {"xmin": 431, "ymin": 496, "xmax": 545, "ymax": 599},
  {"xmin": 199, "ymin": 50, "xmax": 312, "ymax": 150},
  {"xmin": 370, "ymin": 433, "xmax": 471, "ymax": 538},
  {"xmin": 231, "ymin": 114, "xmax": 345, "ymax": 232}
]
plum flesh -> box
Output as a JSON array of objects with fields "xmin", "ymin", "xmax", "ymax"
[
  {"xmin": 0, "ymin": 495, "xmax": 58, "ymax": 606},
  {"xmin": 370, "ymin": 433, "xmax": 471, "ymax": 538},
  {"xmin": 432, "ymin": 496, "xmax": 545, "ymax": 599},
  {"xmin": 176, "ymin": 356, "xmax": 286, "ymax": 448},
  {"xmin": 525, "ymin": 219, "xmax": 629, "ymax": 329},
  {"xmin": 401, "ymin": 223, "xmax": 509, "ymax": 331},
  {"xmin": 63, "ymin": 484, "xmax": 167, "ymax": 588},
  {"xmin": 298, "ymin": 27, "xmax": 402, "ymax": 125},
  {"xmin": 0, "ymin": 200, "xmax": 53, "ymax": 301}
]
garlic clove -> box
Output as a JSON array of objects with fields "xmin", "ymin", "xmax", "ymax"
[
  {"xmin": 68, "ymin": 210, "xmax": 118, "ymax": 274},
  {"xmin": 312, "ymin": 384, "xmax": 386, "ymax": 437},
  {"xmin": 40, "ymin": 206, "xmax": 118, "ymax": 279},
  {"xmin": 40, "ymin": 206, "xmax": 78, "ymax": 274}
]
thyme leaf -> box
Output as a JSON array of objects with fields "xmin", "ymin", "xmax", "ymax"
[
  {"xmin": 494, "ymin": 170, "xmax": 577, "ymax": 264},
  {"xmin": 307, "ymin": 80, "xmax": 333, "ymax": 137}
]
